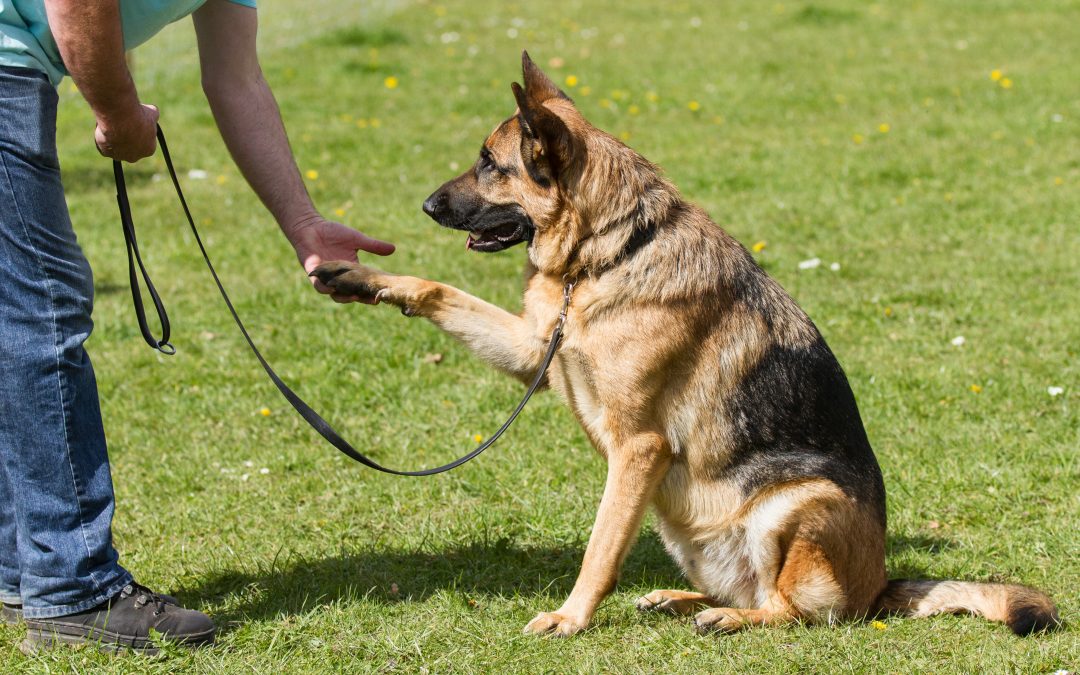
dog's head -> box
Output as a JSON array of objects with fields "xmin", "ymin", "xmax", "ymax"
[{"xmin": 422, "ymin": 51, "xmax": 586, "ymax": 254}]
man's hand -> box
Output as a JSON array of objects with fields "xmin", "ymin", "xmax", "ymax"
[
  {"xmin": 95, "ymin": 103, "xmax": 160, "ymax": 163},
  {"xmin": 289, "ymin": 218, "xmax": 395, "ymax": 303}
]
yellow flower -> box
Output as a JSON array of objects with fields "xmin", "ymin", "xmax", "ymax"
[
  {"xmin": 619, "ymin": 130, "xmax": 631, "ymax": 141},
  {"xmin": 564, "ymin": 75, "xmax": 579, "ymax": 87},
  {"xmin": 215, "ymin": 174, "xmax": 227, "ymax": 185},
  {"xmin": 578, "ymin": 86, "xmax": 592, "ymax": 96},
  {"xmin": 970, "ymin": 384, "xmax": 982, "ymax": 394},
  {"xmin": 259, "ymin": 407, "xmax": 271, "ymax": 417},
  {"xmin": 334, "ymin": 208, "xmax": 347, "ymax": 218},
  {"xmin": 852, "ymin": 133, "xmax": 865, "ymax": 145},
  {"xmin": 878, "ymin": 123, "xmax": 890, "ymax": 134},
  {"xmin": 990, "ymin": 69, "xmax": 1003, "ymax": 81},
  {"xmin": 473, "ymin": 434, "xmax": 483, "ymax": 443},
  {"xmin": 1053, "ymin": 176, "xmax": 1064, "ymax": 186},
  {"xmin": 628, "ymin": 105, "xmax": 640, "ymax": 115},
  {"xmin": 599, "ymin": 99, "xmax": 612, "ymax": 109},
  {"xmin": 370, "ymin": 118, "xmax": 382, "ymax": 128},
  {"xmin": 687, "ymin": 100, "xmax": 701, "ymax": 112},
  {"xmin": 305, "ymin": 169, "xmax": 319, "ymax": 180},
  {"xmin": 645, "ymin": 91, "xmax": 659, "ymax": 103},
  {"xmin": 883, "ymin": 306, "xmax": 893, "ymax": 317},
  {"xmin": 384, "ymin": 76, "xmax": 399, "ymax": 89},
  {"xmin": 999, "ymin": 77, "xmax": 1013, "ymax": 89},
  {"xmin": 944, "ymin": 192, "xmax": 954, "ymax": 202},
  {"xmin": 871, "ymin": 620, "xmax": 887, "ymax": 631},
  {"xmin": 752, "ymin": 240, "xmax": 767, "ymax": 253},
  {"xmin": 356, "ymin": 119, "xmax": 368, "ymax": 128}
]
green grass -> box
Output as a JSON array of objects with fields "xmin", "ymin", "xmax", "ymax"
[{"xmin": 4, "ymin": 0, "xmax": 1078, "ymax": 671}]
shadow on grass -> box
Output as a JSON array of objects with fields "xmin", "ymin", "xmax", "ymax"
[
  {"xmin": 183, "ymin": 531, "xmax": 684, "ymax": 626},
  {"xmin": 182, "ymin": 530, "xmax": 953, "ymax": 629}
]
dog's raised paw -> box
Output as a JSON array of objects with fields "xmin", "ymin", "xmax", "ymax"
[
  {"xmin": 523, "ymin": 611, "xmax": 586, "ymax": 637},
  {"xmin": 310, "ymin": 261, "xmax": 384, "ymax": 300}
]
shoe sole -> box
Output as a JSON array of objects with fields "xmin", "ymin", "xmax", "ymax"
[
  {"xmin": 21, "ymin": 623, "xmax": 215, "ymax": 656},
  {"xmin": 1, "ymin": 607, "xmax": 21, "ymax": 626}
]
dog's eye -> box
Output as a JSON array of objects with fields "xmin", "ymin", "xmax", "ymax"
[{"xmin": 478, "ymin": 148, "xmax": 505, "ymax": 176}]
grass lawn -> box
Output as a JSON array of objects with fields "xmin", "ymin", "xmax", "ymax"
[{"xmin": 3, "ymin": 0, "xmax": 1077, "ymax": 671}]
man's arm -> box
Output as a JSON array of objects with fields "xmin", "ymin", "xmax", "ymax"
[
  {"xmin": 43, "ymin": 0, "xmax": 159, "ymax": 162},
  {"xmin": 192, "ymin": 0, "xmax": 393, "ymax": 300}
]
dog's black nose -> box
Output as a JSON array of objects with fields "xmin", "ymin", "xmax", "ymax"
[{"xmin": 422, "ymin": 192, "xmax": 445, "ymax": 219}]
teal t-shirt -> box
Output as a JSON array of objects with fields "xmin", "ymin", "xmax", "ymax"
[{"xmin": 0, "ymin": 0, "xmax": 256, "ymax": 86}]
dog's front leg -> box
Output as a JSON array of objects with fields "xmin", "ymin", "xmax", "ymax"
[
  {"xmin": 524, "ymin": 433, "xmax": 671, "ymax": 636},
  {"xmin": 312, "ymin": 261, "xmax": 549, "ymax": 384}
]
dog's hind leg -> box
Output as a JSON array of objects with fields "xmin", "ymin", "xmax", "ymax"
[{"xmin": 635, "ymin": 590, "xmax": 720, "ymax": 616}]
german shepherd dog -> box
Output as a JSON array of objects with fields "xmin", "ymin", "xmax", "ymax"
[{"xmin": 313, "ymin": 53, "xmax": 1059, "ymax": 637}]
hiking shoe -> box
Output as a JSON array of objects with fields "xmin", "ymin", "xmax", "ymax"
[
  {"xmin": 21, "ymin": 583, "xmax": 214, "ymax": 654},
  {"xmin": 2, "ymin": 602, "xmax": 22, "ymax": 625}
]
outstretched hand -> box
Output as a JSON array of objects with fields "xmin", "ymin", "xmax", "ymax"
[{"xmin": 289, "ymin": 218, "xmax": 395, "ymax": 303}]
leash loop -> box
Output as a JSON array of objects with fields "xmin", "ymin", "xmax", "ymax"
[{"xmin": 114, "ymin": 125, "xmax": 567, "ymax": 476}]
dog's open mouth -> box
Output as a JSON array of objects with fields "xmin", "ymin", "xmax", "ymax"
[{"xmin": 465, "ymin": 223, "xmax": 530, "ymax": 252}]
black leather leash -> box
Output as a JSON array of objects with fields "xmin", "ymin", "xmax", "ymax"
[{"xmin": 114, "ymin": 125, "xmax": 571, "ymax": 476}]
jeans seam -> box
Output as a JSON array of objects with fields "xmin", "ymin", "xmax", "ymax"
[{"xmin": 0, "ymin": 149, "xmax": 105, "ymax": 593}]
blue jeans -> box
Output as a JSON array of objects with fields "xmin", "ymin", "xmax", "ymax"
[{"xmin": 0, "ymin": 66, "xmax": 132, "ymax": 619}]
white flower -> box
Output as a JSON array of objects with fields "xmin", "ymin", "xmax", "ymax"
[
  {"xmin": 1047, "ymin": 386, "xmax": 1064, "ymax": 397},
  {"xmin": 187, "ymin": 169, "xmax": 208, "ymax": 180},
  {"xmin": 259, "ymin": 467, "xmax": 270, "ymax": 475},
  {"xmin": 829, "ymin": 262, "xmax": 841, "ymax": 272},
  {"xmin": 951, "ymin": 336, "xmax": 966, "ymax": 347},
  {"xmin": 798, "ymin": 257, "xmax": 822, "ymax": 270}
]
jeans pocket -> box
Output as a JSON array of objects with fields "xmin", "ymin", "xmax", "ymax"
[{"xmin": 0, "ymin": 69, "xmax": 61, "ymax": 171}]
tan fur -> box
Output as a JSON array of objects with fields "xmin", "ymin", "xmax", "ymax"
[{"xmin": 313, "ymin": 53, "xmax": 1060, "ymax": 638}]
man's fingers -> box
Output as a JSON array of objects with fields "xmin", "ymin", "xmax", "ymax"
[{"xmin": 355, "ymin": 233, "xmax": 395, "ymax": 256}]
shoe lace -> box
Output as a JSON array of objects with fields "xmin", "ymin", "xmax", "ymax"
[{"xmin": 122, "ymin": 582, "xmax": 169, "ymax": 616}]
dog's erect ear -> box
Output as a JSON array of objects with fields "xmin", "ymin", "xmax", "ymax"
[
  {"xmin": 512, "ymin": 81, "xmax": 577, "ymax": 184},
  {"xmin": 521, "ymin": 50, "xmax": 571, "ymax": 105}
]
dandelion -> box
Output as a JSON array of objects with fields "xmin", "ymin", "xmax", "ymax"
[
  {"xmin": 1054, "ymin": 176, "xmax": 1064, "ymax": 186},
  {"xmin": 990, "ymin": 69, "xmax": 1003, "ymax": 82},
  {"xmin": 871, "ymin": 620, "xmax": 888, "ymax": 630},
  {"xmin": 578, "ymin": 86, "xmax": 592, "ymax": 96},
  {"xmin": 473, "ymin": 434, "xmax": 484, "ymax": 443},
  {"xmin": 687, "ymin": 100, "xmax": 701, "ymax": 112},
  {"xmin": 619, "ymin": 131, "xmax": 632, "ymax": 141},
  {"xmin": 852, "ymin": 133, "xmax": 865, "ymax": 145},
  {"xmin": 215, "ymin": 174, "xmax": 227, "ymax": 185},
  {"xmin": 333, "ymin": 208, "xmax": 347, "ymax": 218},
  {"xmin": 1047, "ymin": 386, "xmax": 1064, "ymax": 397},
  {"xmin": 969, "ymin": 384, "xmax": 982, "ymax": 394},
  {"xmin": 356, "ymin": 119, "xmax": 368, "ymax": 128},
  {"xmin": 305, "ymin": 169, "xmax": 319, "ymax": 180},
  {"xmin": 564, "ymin": 75, "xmax": 579, "ymax": 87},
  {"xmin": 599, "ymin": 99, "xmax": 613, "ymax": 109},
  {"xmin": 259, "ymin": 407, "xmax": 271, "ymax": 417},
  {"xmin": 384, "ymin": 76, "xmax": 399, "ymax": 89},
  {"xmin": 628, "ymin": 104, "xmax": 641, "ymax": 115},
  {"xmin": 1000, "ymin": 78, "xmax": 1013, "ymax": 89},
  {"xmin": 752, "ymin": 240, "xmax": 767, "ymax": 253},
  {"xmin": 645, "ymin": 91, "xmax": 659, "ymax": 103},
  {"xmin": 883, "ymin": 307, "xmax": 893, "ymax": 317},
  {"xmin": 878, "ymin": 123, "xmax": 890, "ymax": 134},
  {"xmin": 370, "ymin": 118, "xmax": 382, "ymax": 128}
]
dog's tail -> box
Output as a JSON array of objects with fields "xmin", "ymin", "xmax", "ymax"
[{"xmin": 874, "ymin": 579, "xmax": 1060, "ymax": 635}]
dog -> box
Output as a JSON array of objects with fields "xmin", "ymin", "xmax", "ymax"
[{"xmin": 312, "ymin": 52, "xmax": 1060, "ymax": 637}]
